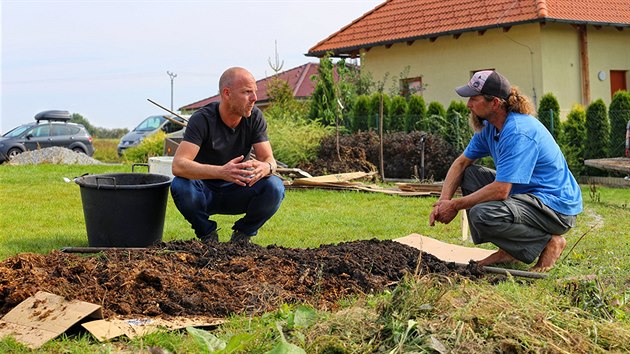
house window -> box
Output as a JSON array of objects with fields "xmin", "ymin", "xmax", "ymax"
[{"xmin": 401, "ymin": 77, "xmax": 424, "ymax": 97}]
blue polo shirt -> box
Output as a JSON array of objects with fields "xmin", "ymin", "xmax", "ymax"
[{"xmin": 464, "ymin": 112, "xmax": 583, "ymax": 215}]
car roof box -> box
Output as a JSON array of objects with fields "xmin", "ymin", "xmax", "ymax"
[{"xmin": 34, "ymin": 110, "xmax": 71, "ymax": 122}]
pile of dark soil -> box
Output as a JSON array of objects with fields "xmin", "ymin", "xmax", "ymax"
[
  {"xmin": 0, "ymin": 239, "xmax": 485, "ymax": 319},
  {"xmin": 298, "ymin": 145, "xmax": 377, "ymax": 177}
]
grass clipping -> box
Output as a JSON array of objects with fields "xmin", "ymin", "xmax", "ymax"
[{"xmin": 303, "ymin": 275, "xmax": 630, "ymax": 353}]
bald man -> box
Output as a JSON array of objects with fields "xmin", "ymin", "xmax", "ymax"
[{"xmin": 171, "ymin": 67, "xmax": 285, "ymax": 244}]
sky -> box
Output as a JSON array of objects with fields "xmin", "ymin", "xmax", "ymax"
[{"xmin": 1, "ymin": 0, "xmax": 383, "ymax": 132}]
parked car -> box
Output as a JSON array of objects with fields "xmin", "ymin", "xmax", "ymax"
[
  {"xmin": 0, "ymin": 110, "xmax": 95, "ymax": 163},
  {"xmin": 117, "ymin": 114, "xmax": 187, "ymax": 156}
]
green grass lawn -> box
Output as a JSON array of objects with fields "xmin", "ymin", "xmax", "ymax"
[{"xmin": 0, "ymin": 163, "xmax": 629, "ymax": 353}]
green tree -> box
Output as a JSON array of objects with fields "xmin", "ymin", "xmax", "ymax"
[
  {"xmin": 265, "ymin": 75, "xmax": 309, "ymax": 120},
  {"xmin": 608, "ymin": 90, "xmax": 630, "ymax": 157},
  {"xmin": 308, "ymin": 54, "xmax": 337, "ymax": 126},
  {"xmin": 585, "ymin": 99, "xmax": 610, "ymax": 175},
  {"xmin": 406, "ymin": 95, "xmax": 426, "ymax": 132},
  {"xmin": 389, "ymin": 96, "xmax": 408, "ymax": 132},
  {"xmin": 560, "ymin": 104, "xmax": 587, "ymax": 177},
  {"xmin": 537, "ymin": 93, "xmax": 561, "ymax": 140},
  {"xmin": 70, "ymin": 113, "xmax": 95, "ymax": 135},
  {"xmin": 446, "ymin": 100, "xmax": 472, "ymax": 152}
]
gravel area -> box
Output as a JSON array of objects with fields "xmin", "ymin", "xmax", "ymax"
[{"xmin": 7, "ymin": 147, "xmax": 103, "ymax": 165}]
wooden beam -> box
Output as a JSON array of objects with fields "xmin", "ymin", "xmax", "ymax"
[
  {"xmin": 503, "ymin": 26, "xmax": 512, "ymax": 32},
  {"xmin": 578, "ymin": 25, "xmax": 590, "ymax": 105},
  {"xmin": 453, "ymin": 33, "xmax": 461, "ymax": 39},
  {"xmin": 385, "ymin": 43, "xmax": 392, "ymax": 49},
  {"xmin": 477, "ymin": 30, "xmax": 486, "ymax": 36},
  {"xmin": 407, "ymin": 40, "xmax": 415, "ymax": 46},
  {"xmin": 430, "ymin": 37, "xmax": 437, "ymax": 42}
]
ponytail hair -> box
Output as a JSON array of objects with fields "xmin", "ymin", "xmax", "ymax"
[{"xmin": 505, "ymin": 86, "xmax": 535, "ymax": 115}]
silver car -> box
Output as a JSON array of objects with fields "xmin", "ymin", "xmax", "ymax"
[{"xmin": 0, "ymin": 110, "xmax": 95, "ymax": 163}]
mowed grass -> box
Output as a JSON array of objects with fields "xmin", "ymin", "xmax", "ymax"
[{"xmin": 0, "ymin": 160, "xmax": 629, "ymax": 352}]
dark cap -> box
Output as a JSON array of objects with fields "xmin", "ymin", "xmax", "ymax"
[{"xmin": 455, "ymin": 70, "xmax": 512, "ymax": 100}]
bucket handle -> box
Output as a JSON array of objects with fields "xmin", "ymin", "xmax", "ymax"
[
  {"xmin": 132, "ymin": 163, "xmax": 150, "ymax": 173},
  {"xmin": 95, "ymin": 176, "xmax": 117, "ymax": 189}
]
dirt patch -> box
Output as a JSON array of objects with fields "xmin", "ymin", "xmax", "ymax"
[{"xmin": 0, "ymin": 239, "xmax": 485, "ymax": 319}]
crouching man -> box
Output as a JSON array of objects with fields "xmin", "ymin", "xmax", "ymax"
[
  {"xmin": 429, "ymin": 70, "xmax": 582, "ymax": 271},
  {"xmin": 171, "ymin": 67, "xmax": 285, "ymax": 244}
]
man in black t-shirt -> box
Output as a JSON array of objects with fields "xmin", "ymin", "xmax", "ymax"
[{"xmin": 170, "ymin": 67, "xmax": 285, "ymax": 244}]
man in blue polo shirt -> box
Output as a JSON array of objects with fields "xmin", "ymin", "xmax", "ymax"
[
  {"xmin": 429, "ymin": 70, "xmax": 582, "ymax": 271},
  {"xmin": 170, "ymin": 67, "xmax": 285, "ymax": 244}
]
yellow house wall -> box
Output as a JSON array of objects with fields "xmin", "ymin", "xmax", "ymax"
[
  {"xmin": 361, "ymin": 22, "xmax": 630, "ymax": 118},
  {"xmin": 587, "ymin": 26, "xmax": 630, "ymax": 104},
  {"xmin": 539, "ymin": 23, "xmax": 582, "ymax": 117},
  {"xmin": 361, "ymin": 24, "xmax": 544, "ymax": 108}
]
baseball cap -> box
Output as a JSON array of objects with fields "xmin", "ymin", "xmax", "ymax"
[{"xmin": 455, "ymin": 70, "xmax": 511, "ymax": 100}]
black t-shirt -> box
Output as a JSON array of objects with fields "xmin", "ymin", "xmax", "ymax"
[{"xmin": 183, "ymin": 102, "xmax": 268, "ymax": 166}]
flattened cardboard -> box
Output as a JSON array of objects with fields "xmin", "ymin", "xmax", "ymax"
[
  {"xmin": 82, "ymin": 316, "xmax": 225, "ymax": 341},
  {"xmin": 395, "ymin": 234, "xmax": 494, "ymax": 264},
  {"xmin": 0, "ymin": 291, "xmax": 103, "ymax": 349}
]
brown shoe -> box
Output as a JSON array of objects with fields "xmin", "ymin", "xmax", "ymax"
[
  {"xmin": 199, "ymin": 230, "xmax": 219, "ymax": 244},
  {"xmin": 230, "ymin": 230, "xmax": 252, "ymax": 244}
]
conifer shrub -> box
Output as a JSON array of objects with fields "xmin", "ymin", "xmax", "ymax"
[
  {"xmin": 446, "ymin": 100, "xmax": 472, "ymax": 152},
  {"xmin": 406, "ymin": 95, "xmax": 426, "ymax": 132},
  {"xmin": 537, "ymin": 93, "xmax": 561, "ymax": 140},
  {"xmin": 584, "ymin": 99, "xmax": 610, "ymax": 176},
  {"xmin": 389, "ymin": 96, "xmax": 408, "ymax": 132},
  {"xmin": 369, "ymin": 93, "xmax": 391, "ymax": 131},
  {"xmin": 351, "ymin": 95, "xmax": 371, "ymax": 132},
  {"xmin": 608, "ymin": 90, "xmax": 630, "ymax": 157},
  {"xmin": 560, "ymin": 105, "xmax": 587, "ymax": 177},
  {"xmin": 426, "ymin": 101, "xmax": 448, "ymax": 138}
]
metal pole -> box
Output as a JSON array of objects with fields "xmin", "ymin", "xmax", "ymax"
[
  {"xmin": 167, "ymin": 71, "xmax": 177, "ymax": 111},
  {"xmin": 379, "ymin": 94, "xmax": 385, "ymax": 180}
]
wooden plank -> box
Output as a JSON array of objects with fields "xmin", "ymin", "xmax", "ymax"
[
  {"xmin": 584, "ymin": 157, "xmax": 630, "ymax": 174},
  {"xmin": 292, "ymin": 172, "xmax": 373, "ymax": 185}
]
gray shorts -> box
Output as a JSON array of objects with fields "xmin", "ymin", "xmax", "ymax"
[{"xmin": 462, "ymin": 165, "xmax": 576, "ymax": 263}]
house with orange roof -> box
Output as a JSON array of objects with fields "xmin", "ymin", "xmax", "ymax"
[
  {"xmin": 179, "ymin": 63, "xmax": 322, "ymax": 114},
  {"xmin": 307, "ymin": 0, "xmax": 630, "ymax": 117}
]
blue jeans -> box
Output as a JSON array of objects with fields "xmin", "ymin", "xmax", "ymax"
[{"xmin": 170, "ymin": 175, "xmax": 285, "ymax": 238}]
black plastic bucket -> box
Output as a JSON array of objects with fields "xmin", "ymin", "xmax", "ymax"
[{"xmin": 74, "ymin": 173, "xmax": 172, "ymax": 247}]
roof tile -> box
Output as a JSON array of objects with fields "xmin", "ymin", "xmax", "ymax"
[
  {"xmin": 180, "ymin": 63, "xmax": 321, "ymax": 111},
  {"xmin": 308, "ymin": 0, "xmax": 630, "ymax": 56}
]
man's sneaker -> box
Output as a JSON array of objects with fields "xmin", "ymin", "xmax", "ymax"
[
  {"xmin": 200, "ymin": 230, "xmax": 219, "ymax": 244},
  {"xmin": 230, "ymin": 230, "xmax": 252, "ymax": 244}
]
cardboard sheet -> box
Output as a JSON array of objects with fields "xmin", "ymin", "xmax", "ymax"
[
  {"xmin": 82, "ymin": 316, "xmax": 225, "ymax": 341},
  {"xmin": 0, "ymin": 291, "xmax": 103, "ymax": 349},
  {"xmin": 0, "ymin": 291, "xmax": 224, "ymax": 347},
  {"xmin": 394, "ymin": 234, "xmax": 494, "ymax": 264}
]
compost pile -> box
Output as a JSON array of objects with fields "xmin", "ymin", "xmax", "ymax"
[{"xmin": 0, "ymin": 239, "xmax": 484, "ymax": 319}]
